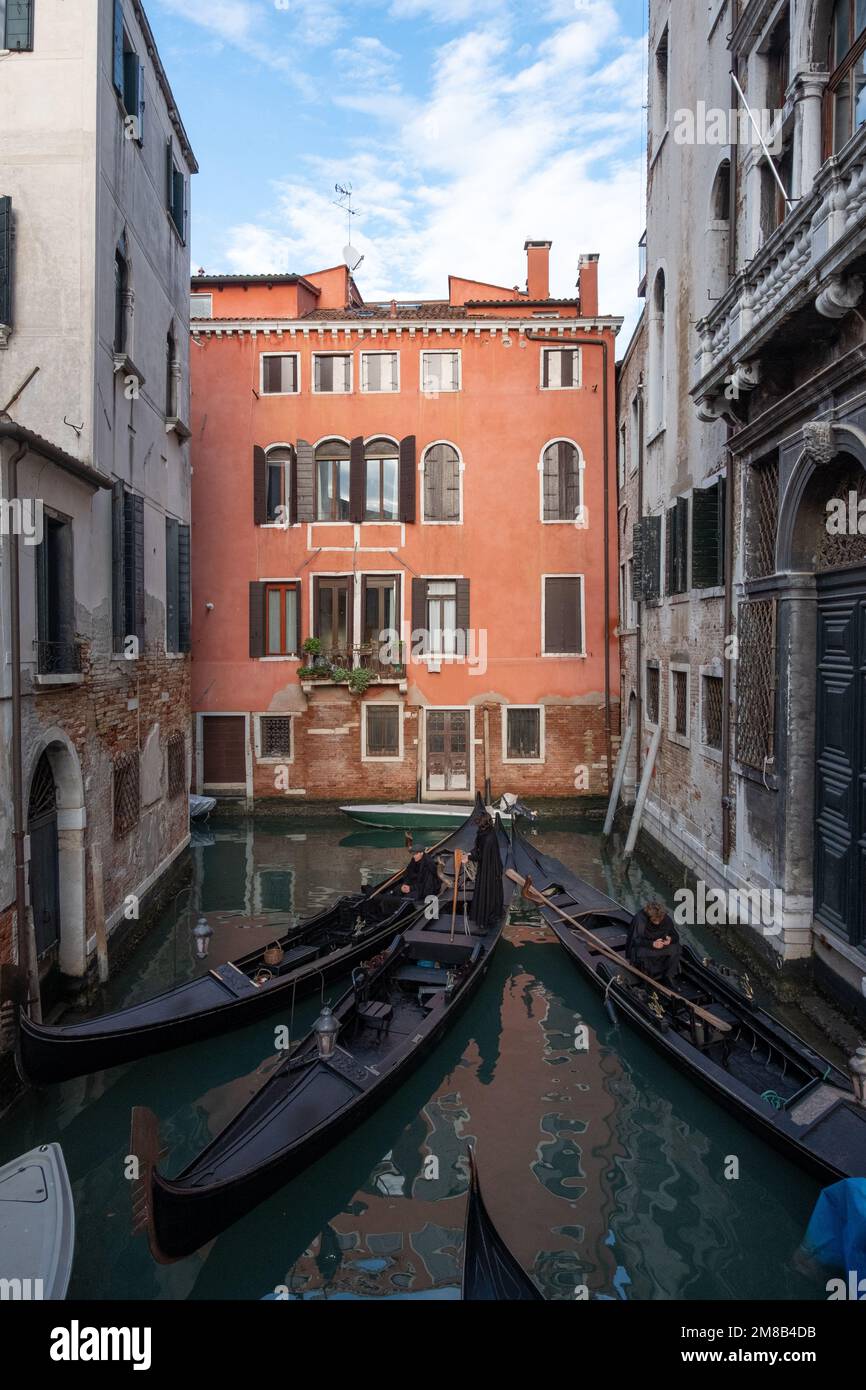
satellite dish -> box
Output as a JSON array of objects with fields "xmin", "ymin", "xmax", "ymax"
[{"xmin": 343, "ymin": 244, "xmax": 364, "ymax": 273}]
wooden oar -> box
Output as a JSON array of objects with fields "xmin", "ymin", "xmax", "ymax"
[
  {"xmin": 507, "ymin": 870, "xmax": 731, "ymax": 1033},
  {"xmin": 450, "ymin": 850, "xmax": 463, "ymax": 942}
]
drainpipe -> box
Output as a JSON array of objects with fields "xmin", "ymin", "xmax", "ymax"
[
  {"xmin": 527, "ymin": 331, "xmax": 614, "ymax": 793},
  {"xmin": 721, "ymin": 440, "xmax": 735, "ymax": 864},
  {"xmin": 5, "ymin": 442, "xmax": 42, "ymax": 1022}
]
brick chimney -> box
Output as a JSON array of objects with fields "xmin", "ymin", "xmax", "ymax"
[
  {"xmin": 578, "ymin": 253, "xmax": 599, "ymax": 317},
  {"xmin": 524, "ymin": 240, "xmax": 552, "ymax": 300}
]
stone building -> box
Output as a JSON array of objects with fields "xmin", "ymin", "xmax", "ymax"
[
  {"xmin": 620, "ymin": 0, "xmax": 866, "ymax": 1021},
  {"xmin": 0, "ymin": 0, "xmax": 196, "ymax": 1021}
]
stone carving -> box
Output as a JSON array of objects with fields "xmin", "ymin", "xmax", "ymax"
[
  {"xmin": 801, "ymin": 422, "xmax": 836, "ymax": 466},
  {"xmin": 815, "ymin": 273, "xmax": 864, "ymax": 320}
]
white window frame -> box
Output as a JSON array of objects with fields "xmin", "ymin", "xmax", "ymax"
[
  {"xmin": 254, "ymin": 712, "xmax": 295, "ymax": 764},
  {"xmin": 261, "ymin": 443, "xmax": 294, "ymax": 528},
  {"xmin": 360, "ymin": 350, "xmax": 400, "ymax": 395},
  {"xmin": 363, "ymin": 435, "xmax": 401, "ymax": 524},
  {"xmin": 668, "ymin": 662, "xmax": 691, "ymax": 747},
  {"xmin": 538, "ymin": 438, "xmax": 586, "ymax": 525},
  {"xmin": 312, "ymin": 351, "xmax": 353, "ymax": 395},
  {"xmin": 502, "ymin": 705, "xmax": 545, "ymax": 765},
  {"xmin": 420, "ymin": 349, "xmax": 462, "ymax": 395},
  {"xmin": 190, "ymin": 293, "xmax": 213, "ymax": 319},
  {"xmin": 260, "ymin": 352, "xmax": 301, "ymax": 396},
  {"xmin": 420, "ymin": 439, "xmax": 464, "ymax": 525},
  {"xmin": 426, "ymin": 578, "xmax": 459, "ymax": 658},
  {"xmin": 539, "ymin": 347, "xmax": 582, "ymax": 391},
  {"xmin": 541, "ymin": 573, "xmax": 586, "ymax": 658},
  {"xmin": 361, "ymin": 700, "xmax": 404, "ymax": 762}
]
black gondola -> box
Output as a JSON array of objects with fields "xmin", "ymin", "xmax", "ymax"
[
  {"xmin": 131, "ymin": 821, "xmax": 514, "ymax": 1261},
  {"xmin": 510, "ymin": 829, "xmax": 866, "ymax": 1185},
  {"xmin": 17, "ymin": 801, "xmax": 490, "ymax": 1086},
  {"xmin": 462, "ymin": 1150, "xmax": 543, "ymax": 1300}
]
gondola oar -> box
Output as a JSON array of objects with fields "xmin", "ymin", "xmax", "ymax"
[
  {"xmin": 450, "ymin": 850, "xmax": 463, "ymax": 942},
  {"xmin": 507, "ymin": 870, "xmax": 731, "ymax": 1034}
]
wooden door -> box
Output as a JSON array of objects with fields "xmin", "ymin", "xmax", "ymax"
[
  {"xmin": 202, "ymin": 716, "xmax": 247, "ymax": 788},
  {"xmin": 426, "ymin": 710, "xmax": 470, "ymax": 794}
]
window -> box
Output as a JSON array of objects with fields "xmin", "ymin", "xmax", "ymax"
[
  {"xmin": 261, "ymin": 353, "xmax": 299, "ymax": 395},
  {"xmin": 543, "ymin": 575, "xmax": 584, "ymax": 655},
  {"xmin": 112, "ymin": 484, "xmax": 144, "ymax": 652},
  {"xmin": 670, "ymin": 667, "xmax": 689, "ymax": 740},
  {"xmin": 692, "ymin": 478, "xmax": 726, "ymax": 588},
  {"xmin": 315, "ymin": 439, "xmax": 350, "ymax": 521},
  {"xmin": 646, "ymin": 662, "xmax": 660, "ymax": 725},
  {"xmin": 364, "ymin": 438, "xmax": 399, "ymax": 521},
  {"xmin": 665, "ymin": 496, "xmax": 689, "ymax": 595},
  {"xmin": 630, "ymin": 395, "xmax": 640, "ymax": 473},
  {"xmin": 166, "ymin": 141, "xmax": 186, "ymax": 239},
  {"xmin": 361, "ymin": 351, "xmax": 398, "ymax": 393},
  {"xmin": 167, "ymin": 732, "xmax": 186, "ymax": 798},
  {"xmin": 265, "ymin": 583, "xmax": 300, "ymax": 656},
  {"xmin": 634, "ymin": 514, "xmax": 662, "ymax": 601},
  {"xmin": 655, "ymin": 25, "xmax": 670, "ymax": 133},
  {"xmin": 36, "ymin": 512, "xmax": 78, "ymax": 674},
  {"xmin": 702, "ymin": 674, "xmax": 724, "ymax": 751},
  {"xmin": 114, "ymin": 243, "xmax": 128, "ymax": 354},
  {"xmin": 427, "ymin": 580, "xmax": 458, "ymax": 655},
  {"xmin": 541, "ymin": 349, "xmax": 581, "ymax": 390},
  {"xmin": 423, "ymin": 443, "xmax": 461, "ymax": 522},
  {"xmin": 363, "ymin": 704, "xmax": 402, "ymax": 760},
  {"xmin": 313, "ymin": 353, "xmax": 352, "ymax": 393},
  {"xmin": 264, "ymin": 447, "xmax": 292, "ymax": 524},
  {"xmin": 259, "ymin": 715, "xmax": 293, "ymax": 759},
  {"xmin": 362, "ymin": 575, "xmax": 400, "ymax": 651},
  {"xmin": 421, "ymin": 351, "xmax": 460, "ymax": 393},
  {"xmin": 314, "ymin": 576, "xmax": 352, "ymax": 653},
  {"xmin": 114, "ymin": 752, "xmax": 140, "ymax": 837},
  {"xmin": 504, "ymin": 707, "xmax": 543, "ymax": 762},
  {"xmin": 542, "ymin": 440, "xmax": 582, "ymax": 521},
  {"xmin": 828, "ymin": 0, "xmax": 866, "ymax": 152},
  {"xmin": 0, "ymin": 195, "xmax": 11, "ymax": 334},
  {"xmin": 3, "ymin": 0, "xmax": 34, "ymax": 50},
  {"xmin": 165, "ymin": 518, "xmax": 191, "ymax": 654},
  {"xmin": 618, "ymin": 423, "xmax": 626, "ymax": 489},
  {"xmin": 190, "ymin": 293, "xmax": 212, "ymax": 319}
]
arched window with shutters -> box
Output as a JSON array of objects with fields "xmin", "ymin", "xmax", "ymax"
[
  {"xmin": 314, "ymin": 438, "xmax": 351, "ymax": 521},
  {"xmin": 540, "ymin": 439, "xmax": 583, "ymax": 523},
  {"xmin": 265, "ymin": 445, "xmax": 294, "ymax": 524},
  {"xmin": 422, "ymin": 441, "xmax": 462, "ymax": 523}
]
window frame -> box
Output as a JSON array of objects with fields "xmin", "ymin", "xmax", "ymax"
[
  {"xmin": 425, "ymin": 578, "xmax": 459, "ymax": 657},
  {"xmin": 700, "ymin": 666, "xmax": 725, "ymax": 759},
  {"xmin": 190, "ymin": 293, "xmax": 213, "ymax": 319},
  {"xmin": 263, "ymin": 444, "xmax": 294, "ymax": 526},
  {"xmin": 645, "ymin": 660, "xmax": 661, "ymax": 728},
  {"xmin": 255, "ymin": 713, "xmax": 295, "ymax": 763},
  {"xmin": 314, "ymin": 438, "xmax": 352, "ymax": 522},
  {"xmin": 3, "ymin": 0, "xmax": 34, "ymax": 50},
  {"xmin": 263, "ymin": 581, "xmax": 301, "ymax": 658},
  {"xmin": 361, "ymin": 701, "xmax": 404, "ymax": 762},
  {"xmin": 539, "ymin": 347, "xmax": 582, "ymax": 391},
  {"xmin": 824, "ymin": 0, "xmax": 866, "ymax": 156},
  {"xmin": 420, "ymin": 349, "xmax": 462, "ymax": 394},
  {"xmin": 541, "ymin": 573, "xmax": 586, "ymax": 658},
  {"xmin": 668, "ymin": 663, "xmax": 691, "ymax": 747},
  {"xmin": 312, "ymin": 350, "xmax": 353, "ymax": 395},
  {"xmin": 260, "ymin": 351, "xmax": 301, "ymax": 396},
  {"xmin": 363, "ymin": 437, "xmax": 400, "ymax": 523},
  {"xmin": 539, "ymin": 438, "xmax": 585, "ymax": 524},
  {"xmin": 421, "ymin": 440, "xmax": 463, "ymax": 525},
  {"xmin": 360, "ymin": 349, "xmax": 400, "ymax": 394},
  {"xmin": 502, "ymin": 705, "xmax": 545, "ymax": 765}
]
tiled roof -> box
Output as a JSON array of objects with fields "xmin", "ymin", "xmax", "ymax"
[
  {"xmin": 300, "ymin": 303, "xmax": 467, "ymax": 321},
  {"xmin": 465, "ymin": 298, "xmax": 580, "ymax": 307},
  {"xmin": 192, "ymin": 273, "xmax": 315, "ymax": 288}
]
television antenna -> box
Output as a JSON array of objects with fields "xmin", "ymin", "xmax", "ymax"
[{"xmin": 333, "ymin": 183, "xmax": 364, "ymax": 274}]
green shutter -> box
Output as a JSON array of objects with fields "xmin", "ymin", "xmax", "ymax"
[
  {"xmin": 644, "ymin": 514, "xmax": 662, "ymax": 600},
  {"xmin": 0, "ymin": 195, "xmax": 11, "ymax": 329},
  {"xmin": 113, "ymin": 0, "xmax": 124, "ymax": 93},
  {"xmin": 632, "ymin": 522, "xmax": 645, "ymax": 599},
  {"xmin": 249, "ymin": 582, "xmax": 266, "ymax": 658},
  {"xmin": 178, "ymin": 525, "xmax": 191, "ymax": 652},
  {"xmin": 137, "ymin": 60, "xmax": 145, "ymax": 145},
  {"xmin": 165, "ymin": 517, "xmax": 179, "ymax": 652},
  {"xmin": 112, "ymin": 482, "xmax": 126, "ymax": 652},
  {"xmin": 692, "ymin": 480, "xmax": 725, "ymax": 588}
]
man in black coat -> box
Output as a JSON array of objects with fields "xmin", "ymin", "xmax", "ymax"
[
  {"xmin": 626, "ymin": 900, "xmax": 681, "ymax": 985},
  {"xmin": 398, "ymin": 850, "xmax": 440, "ymax": 901}
]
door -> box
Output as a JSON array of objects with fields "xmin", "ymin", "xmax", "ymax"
[
  {"xmin": 202, "ymin": 716, "xmax": 247, "ymax": 790},
  {"xmin": 314, "ymin": 576, "xmax": 353, "ymax": 661},
  {"xmin": 814, "ymin": 569, "xmax": 866, "ymax": 949},
  {"xmin": 425, "ymin": 710, "xmax": 470, "ymax": 795},
  {"xmin": 28, "ymin": 754, "xmax": 61, "ymax": 1008}
]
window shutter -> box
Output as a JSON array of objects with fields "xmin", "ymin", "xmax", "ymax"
[
  {"xmin": 561, "ymin": 351, "xmax": 574, "ymax": 388},
  {"xmin": 665, "ymin": 504, "xmax": 675, "ymax": 596},
  {"xmin": 295, "ymin": 439, "xmax": 315, "ymax": 522},
  {"xmin": 253, "ymin": 445, "xmax": 267, "ymax": 525},
  {"xmin": 676, "ymin": 496, "xmax": 689, "ymax": 592},
  {"xmin": 349, "ymin": 435, "xmax": 365, "ymax": 523},
  {"xmin": 165, "ymin": 140, "xmax": 173, "ymax": 209},
  {"xmin": 645, "ymin": 514, "xmax": 662, "ymax": 600},
  {"xmin": 289, "ymin": 452, "xmax": 298, "ymax": 526},
  {"xmin": 112, "ymin": 482, "xmax": 126, "ymax": 652},
  {"xmin": 411, "ymin": 577, "xmax": 427, "ymax": 654},
  {"xmin": 249, "ymin": 582, "xmax": 266, "ymax": 658},
  {"xmin": 0, "ymin": 196, "xmax": 11, "ymax": 330},
  {"xmin": 165, "ymin": 516, "xmax": 178, "ymax": 651},
  {"xmin": 456, "ymin": 578, "xmax": 470, "ymax": 640},
  {"xmin": 131, "ymin": 493, "xmax": 145, "ymax": 641},
  {"xmin": 178, "ymin": 525, "xmax": 191, "ymax": 652},
  {"xmin": 544, "ymin": 577, "xmax": 580, "ymax": 653},
  {"xmin": 137, "ymin": 60, "xmax": 146, "ymax": 144},
  {"xmin": 294, "ymin": 582, "xmax": 302, "ymax": 654},
  {"xmin": 632, "ymin": 522, "xmax": 645, "ymax": 599},
  {"xmin": 172, "ymin": 168, "xmax": 185, "ymax": 239},
  {"xmin": 692, "ymin": 480, "xmax": 724, "ymax": 588},
  {"xmin": 399, "ymin": 435, "xmax": 416, "ymax": 522},
  {"xmin": 5, "ymin": 0, "xmax": 34, "ymax": 49},
  {"xmin": 113, "ymin": 1, "xmax": 125, "ymax": 93},
  {"xmin": 542, "ymin": 351, "xmax": 550, "ymax": 388}
]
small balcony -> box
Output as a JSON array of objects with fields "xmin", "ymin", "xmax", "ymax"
[{"xmin": 298, "ymin": 641, "xmax": 408, "ymax": 694}]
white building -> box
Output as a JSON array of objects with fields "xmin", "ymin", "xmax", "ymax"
[{"xmin": 0, "ymin": 0, "xmax": 197, "ymax": 1021}]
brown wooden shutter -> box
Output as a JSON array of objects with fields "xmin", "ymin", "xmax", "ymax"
[
  {"xmin": 178, "ymin": 525, "xmax": 191, "ymax": 652},
  {"xmin": 456, "ymin": 578, "xmax": 470, "ymax": 640},
  {"xmin": 294, "ymin": 581, "xmax": 302, "ymax": 654},
  {"xmin": 544, "ymin": 577, "xmax": 580, "ymax": 653},
  {"xmin": 253, "ymin": 445, "xmax": 267, "ymax": 525},
  {"xmin": 411, "ymin": 577, "xmax": 427, "ymax": 654},
  {"xmin": 295, "ymin": 439, "xmax": 315, "ymax": 522},
  {"xmin": 349, "ymin": 436, "xmax": 365, "ymax": 523},
  {"xmin": 542, "ymin": 351, "xmax": 549, "ymax": 388},
  {"xmin": 399, "ymin": 435, "xmax": 416, "ymax": 522},
  {"xmin": 561, "ymin": 351, "xmax": 573, "ymax": 387},
  {"xmin": 249, "ymin": 581, "xmax": 266, "ymax": 657}
]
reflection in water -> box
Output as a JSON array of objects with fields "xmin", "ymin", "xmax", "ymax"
[{"xmin": 0, "ymin": 816, "xmax": 832, "ymax": 1301}]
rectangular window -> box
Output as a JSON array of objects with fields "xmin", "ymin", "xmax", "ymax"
[
  {"xmin": 671, "ymin": 668, "xmax": 689, "ymax": 738},
  {"xmin": 317, "ymin": 457, "xmax": 351, "ymax": 521},
  {"xmin": 265, "ymin": 449, "xmax": 292, "ymax": 523},
  {"xmin": 112, "ymin": 484, "xmax": 144, "ymax": 651},
  {"xmin": 113, "ymin": 751, "xmax": 140, "ymax": 837},
  {"xmin": 260, "ymin": 715, "xmax": 293, "ymax": 759},
  {"xmin": 261, "ymin": 353, "xmax": 299, "ymax": 395},
  {"xmin": 167, "ymin": 732, "xmax": 186, "ymax": 798},
  {"xmin": 703, "ymin": 674, "xmax": 724, "ymax": 751},
  {"xmin": 665, "ymin": 496, "xmax": 689, "ymax": 596},
  {"xmin": 427, "ymin": 580, "xmax": 458, "ymax": 656},
  {"xmin": 421, "ymin": 351, "xmax": 460, "ymax": 393},
  {"xmin": 166, "ymin": 141, "xmax": 186, "ymax": 239},
  {"xmin": 655, "ymin": 26, "xmax": 670, "ymax": 131},
  {"xmin": 364, "ymin": 454, "xmax": 399, "ymax": 521},
  {"xmin": 313, "ymin": 353, "xmax": 352, "ymax": 393},
  {"xmin": 190, "ymin": 293, "xmax": 212, "ymax": 319},
  {"xmin": 4, "ymin": 0, "xmax": 34, "ymax": 50},
  {"xmin": 541, "ymin": 349, "xmax": 581, "ymax": 389},
  {"xmin": 543, "ymin": 575, "xmax": 584, "ymax": 655},
  {"xmin": 361, "ymin": 351, "xmax": 399, "ymax": 393},
  {"xmin": 0, "ymin": 195, "xmax": 12, "ymax": 332},
  {"xmin": 618, "ymin": 423, "xmax": 626, "ymax": 489},
  {"xmin": 314, "ymin": 576, "xmax": 352, "ymax": 654},
  {"xmin": 165, "ymin": 518, "xmax": 191, "ymax": 654},
  {"xmin": 505, "ymin": 707, "xmax": 543, "ymax": 761},
  {"xmin": 364, "ymin": 704, "xmax": 401, "ymax": 759},
  {"xmin": 630, "ymin": 396, "xmax": 640, "ymax": 473},
  {"xmin": 362, "ymin": 575, "xmax": 399, "ymax": 649},
  {"xmin": 646, "ymin": 662, "xmax": 660, "ymax": 725},
  {"xmin": 692, "ymin": 478, "xmax": 726, "ymax": 588},
  {"xmin": 264, "ymin": 583, "xmax": 300, "ymax": 656},
  {"xmin": 36, "ymin": 513, "xmax": 78, "ymax": 674}
]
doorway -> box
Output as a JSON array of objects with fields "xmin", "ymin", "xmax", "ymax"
[
  {"xmin": 28, "ymin": 752, "xmax": 62, "ymax": 1009},
  {"xmin": 425, "ymin": 709, "xmax": 471, "ymax": 796}
]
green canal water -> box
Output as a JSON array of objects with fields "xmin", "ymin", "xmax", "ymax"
[{"xmin": 1, "ymin": 819, "xmax": 831, "ymax": 1301}]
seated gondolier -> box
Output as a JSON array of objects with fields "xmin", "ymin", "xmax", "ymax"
[
  {"xmin": 399, "ymin": 850, "xmax": 440, "ymax": 901},
  {"xmin": 626, "ymin": 900, "xmax": 681, "ymax": 985}
]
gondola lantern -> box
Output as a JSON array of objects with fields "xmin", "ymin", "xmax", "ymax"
[
  {"xmin": 314, "ymin": 1004, "xmax": 339, "ymax": 1059},
  {"xmin": 850, "ymin": 1043, "xmax": 866, "ymax": 1107},
  {"xmin": 193, "ymin": 916, "xmax": 214, "ymax": 960}
]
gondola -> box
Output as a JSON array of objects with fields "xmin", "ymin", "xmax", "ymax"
[
  {"xmin": 131, "ymin": 820, "xmax": 514, "ymax": 1262},
  {"xmin": 16, "ymin": 801, "xmax": 489, "ymax": 1086},
  {"xmin": 510, "ymin": 828, "xmax": 866, "ymax": 1185},
  {"xmin": 462, "ymin": 1150, "xmax": 543, "ymax": 1300}
]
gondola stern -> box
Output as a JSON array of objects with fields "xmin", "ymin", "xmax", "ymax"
[{"xmin": 129, "ymin": 1105, "xmax": 178, "ymax": 1266}]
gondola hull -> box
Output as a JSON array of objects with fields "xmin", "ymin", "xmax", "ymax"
[
  {"xmin": 511, "ymin": 831, "xmax": 866, "ymax": 1185},
  {"xmin": 462, "ymin": 1151, "xmax": 542, "ymax": 1300}
]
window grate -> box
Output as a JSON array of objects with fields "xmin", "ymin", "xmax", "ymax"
[
  {"xmin": 751, "ymin": 459, "xmax": 779, "ymax": 579},
  {"xmin": 673, "ymin": 669, "xmax": 688, "ymax": 737},
  {"xmin": 646, "ymin": 663, "xmax": 660, "ymax": 725},
  {"xmin": 506, "ymin": 708, "xmax": 541, "ymax": 759},
  {"xmin": 261, "ymin": 716, "xmax": 292, "ymax": 759},
  {"xmin": 366, "ymin": 706, "xmax": 400, "ymax": 758},
  {"xmin": 113, "ymin": 752, "xmax": 140, "ymax": 837},
  {"xmin": 736, "ymin": 600, "xmax": 776, "ymax": 770},
  {"xmin": 703, "ymin": 675, "xmax": 724, "ymax": 750},
  {"xmin": 816, "ymin": 466, "xmax": 866, "ymax": 572},
  {"xmin": 167, "ymin": 733, "xmax": 186, "ymax": 799}
]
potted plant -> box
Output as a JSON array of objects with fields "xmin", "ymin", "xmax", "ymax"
[
  {"xmin": 348, "ymin": 667, "xmax": 375, "ymax": 695},
  {"xmin": 330, "ymin": 665, "xmax": 352, "ymax": 684}
]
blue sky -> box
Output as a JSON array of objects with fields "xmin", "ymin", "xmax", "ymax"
[{"xmin": 148, "ymin": 0, "xmax": 647, "ymax": 328}]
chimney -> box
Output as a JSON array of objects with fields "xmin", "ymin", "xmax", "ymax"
[
  {"xmin": 389, "ymin": 299, "xmax": 397, "ymax": 318},
  {"xmin": 524, "ymin": 240, "xmax": 552, "ymax": 300},
  {"xmin": 578, "ymin": 253, "xmax": 599, "ymax": 317}
]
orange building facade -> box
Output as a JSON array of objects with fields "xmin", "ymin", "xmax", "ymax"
[{"xmin": 188, "ymin": 241, "xmax": 621, "ymax": 805}]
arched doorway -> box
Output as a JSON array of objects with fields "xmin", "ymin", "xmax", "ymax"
[{"xmin": 28, "ymin": 752, "xmax": 62, "ymax": 1010}]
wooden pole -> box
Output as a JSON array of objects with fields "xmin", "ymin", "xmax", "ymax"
[
  {"xmin": 450, "ymin": 850, "xmax": 462, "ymax": 942},
  {"xmin": 482, "ymin": 706, "xmax": 491, "ymax": 804},
  {"xmin": 603, "ymin": 705, "xmax": 634, "ymax": 838},
  {"xmin": 90, "ymin": 843, "xmax": 109, "ymax": 984},
  {"xmin": 624, "ymin": 722, "xmax": 661, "ymax": 860}
]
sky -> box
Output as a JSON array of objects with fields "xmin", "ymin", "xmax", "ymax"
[{"xmin": 147, "ymin": 0, "xmax": 648, "ymax": 337}]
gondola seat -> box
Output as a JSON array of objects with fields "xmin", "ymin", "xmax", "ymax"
[
  {"xmin": 271, "ymin": 943, "xmax": 321, "ymax": 976},
  {"xmin": 356, "ymin": 1000, "xmax": 393, "ymax": 1041}
]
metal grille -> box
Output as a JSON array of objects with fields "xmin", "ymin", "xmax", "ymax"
[
  {"xmin": 646, "ymin": 663, "xmax": 660, "ymax": 725},
  {"xmin": 506, "ymin": 708, "xmax": 541, "ymax": 759},
  {"xmin": 36, "ymin": 640, "xmax": 82, "ymax": 675},
  {"xmin": 261, "ymin": 716, "xmax": 292, "ymax": 758},
  {"xmin": 736, "ymin": 600, "xmax": 776, "ymax": 770},
  {"xmin": 673, "ymin": 669, "xmax": 688, "ymax": 736},
  {"xmin": 750, "ymin": 459, "xmax": 779, "ymax": 579},
  {"xmin": 816, "ymin": 468, "xmax": 866, "ymax": 572},
  {"xmin": 113, "ymin": 752, "xmax": 140, "ymax": 837},
  {"xmin": 703, "ymin": 675, "xmax": 723, "ymax": 750},
  {"xmin": 365, "ymin": 705, "xmax": 400, "ymax": 757},
  {"xmin": 167, "ymin": 732, "xmax": 186, "ymax": 798},
  {"xmin": 28, "ymin": 753, "xmax": 57, "ymax": 822}
]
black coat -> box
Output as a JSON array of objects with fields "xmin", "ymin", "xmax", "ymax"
[
  {"xmin": 400, "ymin": 853, "xmax": 440, "ymax": 900},
  {"xmin": 469, "ymin": 826, "xmax": 504, "ymax": 928}
]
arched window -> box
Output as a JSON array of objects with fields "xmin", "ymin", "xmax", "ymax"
[
  {"xmin": 315, "ymin": 438, "xmax": 350, "ymax": 521},
  {"xmin": 541, "ymin": 441, "xmax": 581, "ymax": 522},
  {"xmin": 265, "ymin": 446, "xmax": 293, "ymax": 523},
  {"xmin": 708, "ymin": 161, "xmax": 732, "ymax": 297},
  {"xmin": 364, "ymin": 437, "xmax": 399, "ymax": 521},
  {"xmin": 827, "ymin": 0, "xmax": 866, "ymax": 152},
  {"xmin": 423, "ymin": 442, "xmax": 461, "ymax": 522},
  {"xmin": 648, "ymin": 268, "xmax": 666, "ymax": 432},
  {"xmin": 114, "ymin": 239, "xmax": 128, "ymax": 354}
]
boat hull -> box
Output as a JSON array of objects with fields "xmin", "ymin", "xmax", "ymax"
[
  {"xmin": 341, "ymin": 802, "xmax": 493, "ymax": 830},
  {"xmin": 0, "ymin": 1143, "xmax": 75, "ymax": 1299}
]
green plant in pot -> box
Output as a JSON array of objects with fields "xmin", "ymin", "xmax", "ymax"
[
  {"xmin": 330, "ymin": 666, "xmax": 352, "ymax": 684},
  {"xmin": 348, "ymin": 667, "xmax": 375, "ymax": 695}
]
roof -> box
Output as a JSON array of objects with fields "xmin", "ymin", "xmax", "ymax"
[
  {"xmin": 466, "ymin": 298, "xmax": 580, "ymax": 308},
  {"xmin": 133, "ymin": 1, "xmax": 198, "ymax": 172},
  {"xmin": 0, "ymin": 421, "xmax": 113, "ymax": 489},
  {"xmin": 301, "ymin": 303, "xmax": 468, "ymax": 322},
  {"xmin": 192, "ymin": 274, "xmax": 319, "ymax": 292}
]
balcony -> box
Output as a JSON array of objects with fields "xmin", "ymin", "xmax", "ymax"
[
  {"xmin": 693, "ymin": 124, "xmax": 866, "ymax": 413},
  {"xmin": 298, "ymin": 642, "xmax": 408, "ymax": 694}
]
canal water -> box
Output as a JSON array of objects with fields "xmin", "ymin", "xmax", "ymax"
[{"xmin": 1, "ymin": 818, "xmax": 830, "ymax": 1301}]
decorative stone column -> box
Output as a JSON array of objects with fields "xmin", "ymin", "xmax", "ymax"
[{"xmin": 791, "ymin": 70, "xmax": 830, "ymax": 201}]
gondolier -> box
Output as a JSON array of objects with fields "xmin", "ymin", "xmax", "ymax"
[
  {"xmin": 398, "ymin": 849, "xmax": 440, "ymax": 901},
  {"xmin": 626, "ymin": 900, "xmax": 681, "ymax": 985},
  {"xmin": 468, "ymin": 814, "xmax": 504, "ymax": 929}
]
